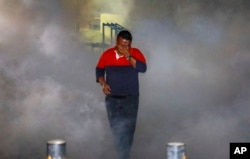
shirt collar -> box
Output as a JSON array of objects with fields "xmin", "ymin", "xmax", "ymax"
[{"xmin": 115, "ymin": 50, "xmax": 124, "ymax": 60}]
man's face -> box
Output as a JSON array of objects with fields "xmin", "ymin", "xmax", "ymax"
[{"xmin": 116, "ymin": 37, "xmax": 131, "ymax": 55}]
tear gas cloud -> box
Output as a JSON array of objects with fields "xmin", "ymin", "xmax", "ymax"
[
  {"xmin": 0, "ymin": 1, "xmax": 112, "ymax": 159},
  {"xmin": 0, "ymin": 0, "xmax": 250, "ymax": 159}
]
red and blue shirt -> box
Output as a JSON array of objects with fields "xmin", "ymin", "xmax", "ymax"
[{"xmin": 96, "ymin": 47, "xmax": 147, "ymax": 96}]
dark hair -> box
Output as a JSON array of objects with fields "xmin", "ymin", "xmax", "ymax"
[{"xmin": 117, "ymin": 30, "xmax": 133, "ymax": 41}]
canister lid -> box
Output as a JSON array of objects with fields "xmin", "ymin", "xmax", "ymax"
[
  {"xmin": 47, "ymin": 139, "xmax": 66, "ymax": 145},
  {"xmin": 167, "ymin": 142, "xmax": 185, "ymax": 146}
]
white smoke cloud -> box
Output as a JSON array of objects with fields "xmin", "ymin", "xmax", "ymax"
[
  {"xmin": 39, "ymin": 24, "xmax": 67, "ymax": 57},
  {"xmin": 0, "ymin": 0, "xmax": 112, "ymax": 159},
  {"xmin": 1, "ymin": 0, "xmax": 250, "ymax": 159},
  {"xmin": 129, "ymin": 4, "xmax": 250, "ymax": 159}
]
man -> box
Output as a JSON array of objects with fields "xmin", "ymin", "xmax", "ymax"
[{"xmin": 96, "ymin": 30, "xmax": 147, "ymax": 159}]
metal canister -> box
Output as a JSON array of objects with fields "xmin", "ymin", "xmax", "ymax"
[
  {"xmin": 46, "ymin": 139, "xmax": 66, "ymax": 159},
  {"xmin": 166, "ymin": 142, "xmax": 186, "ymax": 159}
]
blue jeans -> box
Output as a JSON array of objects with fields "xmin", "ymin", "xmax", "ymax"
[{"xmin": 105, "ymin": 95, "xmax": 139, "ymax": 159}]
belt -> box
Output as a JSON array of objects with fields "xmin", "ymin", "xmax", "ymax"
[{"xmin": 108, "ymin": 95, "xmax": 128, "ymax": 98}]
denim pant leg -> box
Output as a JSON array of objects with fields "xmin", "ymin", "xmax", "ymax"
[{"xmin": 105, "ymin": 96, "xmax": 139, "ymax": 159}]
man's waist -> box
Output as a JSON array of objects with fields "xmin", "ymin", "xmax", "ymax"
[
  {"xmin": 108, "ymin": 93, "xmax": 139, "ymax": 97},
  {"xmin": 107, "ymin": 94, "xmax": 128, "ymax": 98},
  {"xmin": 109, "ymin": 88, "xmax": 139, "ymax": 96}
]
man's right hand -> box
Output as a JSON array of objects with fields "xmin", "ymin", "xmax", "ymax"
[{"xmin": 102, "ymin": 83, "xmax": 111, "ymax": 95}]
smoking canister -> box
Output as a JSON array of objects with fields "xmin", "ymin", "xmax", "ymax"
[
  {"xmin": 166, "ymin": 142, "xmax": 186, "ymax": 159},
  {"xmin": 47, "ymin": 139, "xmax": 66, "ymax": 159}
]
